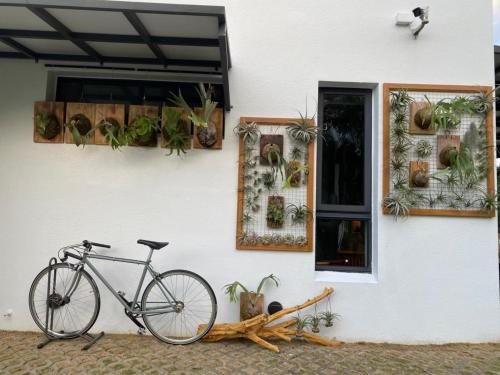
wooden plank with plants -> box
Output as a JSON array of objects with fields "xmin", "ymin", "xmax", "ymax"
[
  {"xmin": 94, "ymin": 104, "xmax": 125, "ymax": 147},
  {"xmin": 128, "ymin": 105, "xmax": 160, "ymax": 147},
  {"xmin": 33, "ymin": 101, "xmax": 65, "ymax": 143},
  {"xmin": 64, "ymin": 103, "xmax": 96, "ymax": 146},
  {"xmin": 383, "ymin": 83, "xmax": 496, "ymax": 219},
  {"xmin": 235, "ymin": 117, "xmax": 316, "ymax": 252},
  {"xmin": 193, "ymin": 107, "xmax": 223, "ymax": 150},
  {"xmin": 161, "ymin": 107, "xmax": 192, "ymax": 155}
]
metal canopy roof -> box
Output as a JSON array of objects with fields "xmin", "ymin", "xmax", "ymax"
[{"xmin": 0, "ymin": 0, "xmax": 231, "ymax": 110}]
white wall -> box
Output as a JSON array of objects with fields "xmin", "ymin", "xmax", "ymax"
[{"xmin": 0, "ymin": 0, "xmax": 499, "ymax": 343}]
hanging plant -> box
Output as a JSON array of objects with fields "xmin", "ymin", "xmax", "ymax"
[
  {"xmin": 162, "ymin": 107, "xmax": 191, "ymax": 156},
  {"xmin": 35, "ymin": 112, "xmax": 61, "ymax": 140},
  {"xmin": 65, "ymin": 113, "xmax": 92, "ymax": 147}
]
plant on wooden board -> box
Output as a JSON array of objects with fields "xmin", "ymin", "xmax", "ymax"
[
  {"xmin": 35, "ymin": 111, "xmax": 61, "ymax": 140},
  {"xmin": 234, "ymin": 122, "xmax": 260, "ymax": 145},
  {"xmin": 65, "ymin": 113, "xmax": 92, "ymax": 146},
  {"xmin": 223, "ymin": 274, "xmax": 279, "ymax": 321},
  {"xmin": 162, "ymin": 107, "xmax": 191, "ymax": 156},
  {"xmin": 128, "ymin": 114, "xmax": 159, "ymax": 146},
  {"xmin": 266, "ymin": 196, "xmax": 285, "ymax": 228},
  {"xmin": 96, "ymin": 117, "xmax": 125, "ymax": 150},
  {"xmin": 263, "ymin": 144, "xmax": 287, "ymax": 181}
]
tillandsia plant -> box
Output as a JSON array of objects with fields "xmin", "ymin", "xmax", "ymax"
[
  {"xmin": 469, "ymin": 87, "xmax": 496, "ymax": 115},
  {"xmin": 266, "ymin": 196, "xmax": 285, "ymax": 228},
  {"xmin": 162, "ymin": 107, "xmax": 191, "ymax": 156},
  {"xmin": 223, "ymin": 274, "xmax": 279, "ymax": 302},
  {"xmin": 415, "ymin": 140, "xmax": 432, "ymax": 159},
  {"xmin": 234, "ymin": 122, "xmax": 260, "ymax": 145},
  {"xmin": 294, "ymin": 313, "xmax": 310, "ymax": 337},
  {"xmin": 390, "ymin": 89, "xmax": 414, "ymax": 112},
  {"xmin": 128, "ymin": 114, "xmax": 159, "ymax": 146},
  {"xmin": 263, "ymin": 144, "xmax": 287, "ymax": 181},
  {"xmin": 286, "ymin": 106, "xmax": 321, "ymax": 144},
  {"xmin": 286, "ymin": 203, "xmax": 311, "ymax": 224},
  {"xmin": 261, "ymin": 170, "xmax": 276, "ymax": 191},
  {"xmin": 383, "ymin": 191, "xmax": 410, "ymax": 220},
  {"xmin": 477, "ymin": 191, "xmax": 500, "ymax": 211},
  {"xmin": 320, "ymin": 311, "xmax": 341, "ymax": 328},
  {"xmin": 35, "ymin": 111, "xmax": 61, "ymax": 140},
  {"xmin": 65, "ymin": 113, "xmax": 92, "ymax": 147},
  {"xmin": 283, "ymin": 160, "xmax": 307, "ymax": 189},
  {"xmin": 169, "ymin": 83, "xmax": 217, "ymax": 128}
]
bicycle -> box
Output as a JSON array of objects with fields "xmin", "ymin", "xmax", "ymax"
[{"xmin": 28, "ymin": 240, "xmax": 217, "ymax": 345}]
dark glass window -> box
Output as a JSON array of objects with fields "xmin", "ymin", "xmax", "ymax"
[{"xmin": 316, "ymin": 87, "xmax": 372, "ymax": 272}]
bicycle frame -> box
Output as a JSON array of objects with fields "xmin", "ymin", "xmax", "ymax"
[{"xmin": 65, "ymin": 248, "xmax": 178, "ymax": 316}]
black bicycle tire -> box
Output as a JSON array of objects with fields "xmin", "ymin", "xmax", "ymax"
[
  {"xmin": 141, "ymin": 269, "xmax": 217, "ymax": 345},
  {"xmin": 28, "ymin": 263, "xmax": 101, "ymax": 339}
]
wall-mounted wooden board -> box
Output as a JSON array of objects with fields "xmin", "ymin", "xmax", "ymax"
[
  {"xmin": 409, "ymin": 102, "xmax": 435, "ymax": 135},
  {"xmin": 128, "ymin": 105, "xmax": 159, "ymax": 147},
  {"xmin": 65, "ymin": 103, "xmax": 96, "ymax": 145},
  {"xmin": 160, "ymin": 107, "xmax": 192, "ymax": 150},
  {"xmin": 33, "ymin": 101, "xmax": 65, "ymax": 143},
  {"xmin": 436, "ymin": 135, "xmax": 460, "ymax": 169},
  {"xmin": 94, "ymin": 104, "xmax": 125, "ymax": 145},
  {"xmin": 236, "ymin": 117, "xmax": 315, "ymax": 252},
  {"xmin": 193, "ymin": 107, "xmax": 223, "ymax": 150},
  {"xmin": 409, "ymin": 161, "xmax": 429, "ymax": 188}
]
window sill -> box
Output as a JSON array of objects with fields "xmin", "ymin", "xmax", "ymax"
[{"xmin": 314, "ymin": 271, "xmax": 378, "ymax": 284}]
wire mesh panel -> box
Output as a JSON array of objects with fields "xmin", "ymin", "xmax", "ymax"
[
  {"xmin": 383, "ymin": 83, "xmax": 495, "ymax": 218},
  {"xmin": 236, "ymin": 117, "xmax": 314, "ymax": 251}
]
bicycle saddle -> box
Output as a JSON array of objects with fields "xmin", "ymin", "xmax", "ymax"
[{"xmin": 137, "ymin": 239, "xmax": 169, "ymax": 250}]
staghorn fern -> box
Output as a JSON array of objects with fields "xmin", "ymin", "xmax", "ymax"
[{"xmin": 169, "ymin": 83, "xmax": 217, "ymax": 128}]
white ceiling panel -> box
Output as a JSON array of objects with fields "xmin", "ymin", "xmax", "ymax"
[
  {"xmin": 47, "ymin": 9, "xmax": 138, "ymax": 35},
  {"xmin": 137, "ymin": 13, "xmax": 218, "ymax": 38},
  {"xmin": 0, "ymin": 6, "xmax": 55, "ymax": 31},
  {"xmin": 0, "ymin": 41, "xmax": 17, "ymax": 52},
  {"xmin": 87, "ymin": 42, "xmax": 155, "ymax": 58},
  {"xmin": 160, "ymin": 45, "xmax": 220, "ymax": 61},
  {"xmin": 13, "ymin": 38, "xmax": 86, "ymax": 55}
]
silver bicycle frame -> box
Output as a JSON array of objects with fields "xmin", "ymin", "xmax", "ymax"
[{"xmin": 69, "ymin": 248, "xmax": 178, "ymax": 315}]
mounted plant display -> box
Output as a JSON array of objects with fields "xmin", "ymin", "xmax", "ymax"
[
  {"xmin": 33, "ymin": 101, "xmax": 64, "ymax": 143},
  {"xmin": 383, "ymin": 83, "xmax": 497, "ymax": 219},
  {"xmin": 170, "ymin": 83, "xmax": 223, "ymax": 149},
  {"xmin": 127, "ymin": 105, "xmax": 160, "ymax": 147},
  {"xmin": 161, "ymin": 107, "xmax": 192, "ymax": 156},
  {"xmin": 94, "ymin": 104, "xmax": 125, "ymax": 148},
  {"xmin": 236, "ymin": 117, "xmax": 314, "ymax": 251},
  {"xmin": 64, "ymin": 103, "xmax": 95, "ymax": 146},
  {"xmin": 223, "ymin": 274, "xmax": 279, "ymax": 321}
]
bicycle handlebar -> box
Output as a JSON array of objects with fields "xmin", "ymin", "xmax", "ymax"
[{"xmin": 83, "ymin": 240, "xmax": 111, "ymax": 249}]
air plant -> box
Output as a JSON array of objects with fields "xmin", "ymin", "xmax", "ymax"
[
  {"xmin": 293, "ymin": 314, "xmax": 310, "ymax": 337},
  {"xmin": 390, "ymin": 89, "xmax": 413, "ymax": 112},
  {"xmin": 264, "ymin": 145, "xmax": 287, "ymax": 181},
  {"xmin": 469, "ymin": 88, "xmax": 496, "ymax": 115},
  {"xmin": 294, "ymin": 236, "xmax": 307, "ymax": 246},
  {"xmin": 162, "ymin": 108, "xmax": 191, "ymax": 156},
  {"xmin": 307, "ymin": 312, "xmax": 322, "ymax": 334},
  {"xmin": 266, "ymin": 196, "xmax": 285, "ymax": 228},
  {"xmin": 289, "ymin": 146, "xmax": 303, "ymax": 161},
  {"xmin": 286, "ymin": 111, "xmax": 320, "ymax": 144},
  {"xmin": 283, "ymin": 161, "xmax": 308, "ymax": 189},
  {"xmin": 320, "ymin": 311, "xmax": 341, "ymax": 328},
  {"xmin": 425, "ymin": 194, "xmax": 437, "ymax": 208},
  {"xmin": 477, "ymin": 192, "xmax": 500, "ymax": 211},
  {"xmin": 262, "ymin": 171, "xmax": 276, "ymax": 191},
  {"xmin": 391, "ymin": 139, "xmax": 412, "ymax": 156},
  {"xmin": 393, "ymin": 176, "xmax": 407, "ymax": 190},
  {"xmin": 391, "ymin": 155, "xmax": 407, "ymax": 172},
  {"xmin": 35, "ymin": 112, "xmax": 61, "ymax": 140},
  {"xmin": 234, "ymin": 122, "xmax": 260, "ymax": 145},
  {"xmin": 415, "ymin": 140, "xmax": 432, "ymax": 159},
  {"xmin": 223, "ymin": 274, "xmax": 279, "ymax": 303},
  {"xmin": 169, "ymin": 83, "xmax": 217, "ymax": 128},
  {"xmin": 241, "ymin": 212, "xmax": 254, "ymax": 224},
  {"xmin": 286, "ymin": 204, "xmax": 311, "ymax": 224},
  {"xmin": 283, "ymin": 234, "xmax": 295, "ymax": 245},
  {"xmin": 244, "ymin": 195, "xmax": 260, "ymax": 213},
  {"xmin": 271, "ymin": 234, "xmax": 284, "ymax": 245},
  {"xmin": 393, "ymin": 111, "xmax": 407, "ymax": 126},
  {"xmin": 383, "ymin": 192, "xmax": 410, "ymax": 220}
]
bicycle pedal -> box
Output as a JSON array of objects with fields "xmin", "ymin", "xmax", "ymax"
[{"xmin": 137, "ymin": 328, "xmax": 146, "ymax": 335}]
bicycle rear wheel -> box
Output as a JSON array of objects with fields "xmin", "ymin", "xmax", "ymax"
[
  {"xmin": 28, "ymin": 263, "xmax": 100, "ymax": 338},
  {"xmin": 141, "ymin": 270, "xmax": 217, "ymax": 345}
]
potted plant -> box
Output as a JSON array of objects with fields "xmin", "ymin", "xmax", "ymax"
[
  {"xmin": 65, "ymin": 113, "xmax": 92, "ymax": 146},
  {"xmin": 162, "ymin": 107, "xmax": 191, "ymax": 156},
  {"xmin": 223, "ymin": 274, "xmax": 279, "ymax": 321},
  {"xmin": 128, "ymin": 114, "xmax": 159, "ymax": 146},
  {"xmin": 266, "ymin": 196, "xmax": 285, "ymax": 229},
  {"xmin": 170, "ymin": 83, "xmax": 218, "ymax": 148},
  {"xmin": 35, "ymin": 111, "xmax": 61, "ymax": 140}
]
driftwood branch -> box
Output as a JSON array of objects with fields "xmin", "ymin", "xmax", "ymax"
[{"xmin": 200, "ymin": 287, "xmax": 341, "ymax": 353}]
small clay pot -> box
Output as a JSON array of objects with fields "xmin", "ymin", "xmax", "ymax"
[
  {"xmin": 412, "ymin": 169, "xmax": 429, "ymax": 188},
  {"xmin": 39, "ymin": 112, "xmax": 61, "ymax": 140},
  {"xmin": 70, "ymin": 114, "xmax": 92, "ymax": 135},
  {"xmin": 439, "ymin": 146, "xmax": 458, "ymax": 167},
  {"xmin": 196, "ymin": 120, "xmax": 217, "ymax": 148},
  {"xmin": 414, "ymin": 106, "xmax": 433, "ymax": 130}
]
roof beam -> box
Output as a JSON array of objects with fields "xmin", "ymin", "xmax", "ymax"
[
  {"xmin": 122, "ymin": 10, "xmax": 167, "ymax": 67},
  {"xmin": 0, "ymin": 37, "xmax": 38, "ymax": 60},
  {"xmin": 26, "ymin": 5, "xmax": 102, "ymax": 62},
  {"xmin": 0, "ymin": 29, "xmax": 219, "ymax": 47},
  {"xmin": 218, "ymin": 24, "xmax": 230, "ymax": 111},
  {"xmin": 0, "ymin": 51, "xmax": 220, "ymax": 68}
]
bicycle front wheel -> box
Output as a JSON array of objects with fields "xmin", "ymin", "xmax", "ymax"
[
  {"xmin": 141, "ymin": 270, "xmax": 217, "ymax": 345},
  {"xmin": 28, "ymin": 263, "xmax": 100, "ymax": 339}
]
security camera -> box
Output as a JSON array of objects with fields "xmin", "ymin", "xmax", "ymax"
[
  {"xmin": 395, "ymin": 6, "xmax": 429, "ymax": 39},
  {"xmin": 410, "ymin": 6, "xmax": 429, "ymax": 38}
]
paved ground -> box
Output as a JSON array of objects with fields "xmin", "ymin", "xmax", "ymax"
[{"xmin": 0, "ymin": 331, "xmax": 499, "ymax": 375}]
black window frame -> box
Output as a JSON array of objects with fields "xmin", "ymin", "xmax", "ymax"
[{"xmin": 315, "ymin": 87, "xmax": 373, "ymax": 273}]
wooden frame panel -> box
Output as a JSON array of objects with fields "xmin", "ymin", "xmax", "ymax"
[
  {"xmin": 383, "ymin": 83, "xmax": 495, "ymax": 218},
  {"xmin": 193, "ymin": 107, "xmax": 224, "ymax": 150},
  {"xmin": 94, "ymin": 103, "xmax": 125, "ymax": 145},
  {"xmin": 33, "ymin": 101, "xmax": 65, "ymax": 143},
  {"xmin": 236, "ymin": 117, "xmax": 314, "ymax": 252},
  {"xmin": 128, "ymin": 105, "xmax": 160, "ymax": 147},
  {"xmin": 64, "ymin": 102, "xmax": 96, "ymax": 145}
]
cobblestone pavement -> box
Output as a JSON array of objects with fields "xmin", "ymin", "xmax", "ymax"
[{"xmin": 0, "ymin": 331, "xmax": 499, "ymax": 375}]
